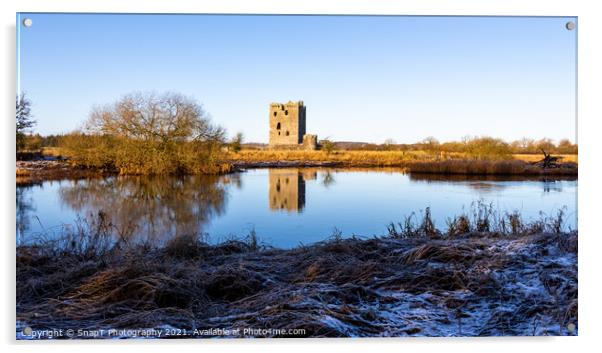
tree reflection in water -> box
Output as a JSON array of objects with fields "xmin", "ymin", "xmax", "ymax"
[
  {"xmin": 58, "ymin": 175, "xmax": 232, "ymax": 244},
  {"xmin": 16, "ymin": 183, "xmax": 38, "ymax": 244}
]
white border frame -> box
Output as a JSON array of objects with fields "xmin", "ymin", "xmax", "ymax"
[{"xmin": 2, "ymin": 1, "xmax": 600, "ymax": 352}]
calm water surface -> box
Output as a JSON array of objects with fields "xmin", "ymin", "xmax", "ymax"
[{"xmin": 16, "ymin": 168, "xmax": 577, "ymax": 248}]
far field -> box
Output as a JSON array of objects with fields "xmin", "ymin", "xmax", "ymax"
[
  {"xmin": 18, "ymin": 147, "xmax": 576, "ymax": 181},
  {"xmin": 225, "ymin": 149, "xmax": 578, "ymax": 165},
  {"xmin": 40, "ymin": 146, "xmax": 578, "ymax": 165}
]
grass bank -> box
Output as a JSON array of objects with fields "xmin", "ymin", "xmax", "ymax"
[
  {"xmin": 407, "ymin": 159, "xmax": 577, "ymax": 176},
  {"xmin": 227, "ymin": 149, "xmax": 452, "ymax": 167},
  {"xmin": 226, "ymin": 150, "xmax": 578, "ymax": 175},
  {"xmin": 17, "ymin": 148, "xmax": 578, "ymax": 180},
  {"xmin": 17, "ymin": 208, "xmax": 577, "ymax": 338}
]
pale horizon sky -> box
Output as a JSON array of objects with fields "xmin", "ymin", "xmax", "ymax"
[{"xmin": 17, "ymin": 14, "xmax": 577, "ymax": 144}]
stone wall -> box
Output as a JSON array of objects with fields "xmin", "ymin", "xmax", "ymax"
[
  {"xmin": 302, "ymin": 134, "xmax": 318, "ymax": 150},
  {"xmin": 269, "ymin": 101, "xmax": 306, "ymax": 146}
]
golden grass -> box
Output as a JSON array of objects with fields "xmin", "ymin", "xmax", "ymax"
[
  {"xmin": 227, "ymin": 149, "xmax": 578, "ymax": 165},
  {"xmin": 36, "ymin": 147, "xmax": 579, "ymax": 165},
  {"xmin": 41, "ymin": 147, "xmax": 64, "ymax": 158},
  {"xmin": 407, "ymin": 159, "xmax": 576, "ymax": 175},
  {"xmin": 15, "ymin": 168, "xmax": 30, "ymax": 176},
  {"xmin": 27, "ymin": 147, "xmax": 578, "ymax": 177},
  {"xmin": 514, "ymin": 153, "xmax": 578, "ymax": 163},
  {"xmin": 226, "ymin": 150, "xmax": 450, "ymax": 166}
]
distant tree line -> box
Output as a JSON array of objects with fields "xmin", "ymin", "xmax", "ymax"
[
  {"xmin": 337, "ymin": 136, "xmax": 578, "ymax": 156},
  {"xmin": 20, "ymin": 133, "xmax": 578, "ymax": 163},
  {"xmin": 16, "ymin": 133, "xmax": 60, "ymax": 151}
]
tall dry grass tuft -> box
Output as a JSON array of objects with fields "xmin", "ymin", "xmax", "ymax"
[{"xmin": 388, "ymin": 202, "xmax": 571, "ymax": 238}]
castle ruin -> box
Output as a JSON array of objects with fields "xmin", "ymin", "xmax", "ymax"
[{"xmin": 269, "ymin": 101, "xmax": 317, "ymax": 150}]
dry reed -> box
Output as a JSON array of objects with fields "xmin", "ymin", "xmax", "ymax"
[{"xmin": 17, "ymin": 209, "xmax": 577, "ymax": 338}]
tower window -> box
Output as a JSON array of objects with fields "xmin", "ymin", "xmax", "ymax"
[
  {"xmin": 285, "ymin": 131, "xmax": 290, "ymax": 136},
  {"xmin": 276, "ymin": 122, "xmax": 281, "ymax": 130},
  {"xmin": 285, "ymin": 110, "xmax": 289, "ymax": 115},
  {"xmin": 273, "ymin": 111, "xmax": 277, "ymax": 117}
]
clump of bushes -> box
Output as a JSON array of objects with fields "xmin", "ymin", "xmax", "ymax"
[
  {"xmin": 229, "ymin": 132, "xmax": 244, "ymax": 152},
  {"xmin": 461, "ymin": 136, "xmax": 513, "ymax": 160},
  {"xmin": 319, "ymin": 138, "xmax": 337, "ymax": 155},
  {"xmin": 59, "ymin": 92, "xmax": 229, "ymax": 175}
]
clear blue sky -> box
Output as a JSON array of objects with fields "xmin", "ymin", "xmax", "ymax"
[{"xmin": 17, "ymin": 14, "xmax": 577, "ymax": 144}]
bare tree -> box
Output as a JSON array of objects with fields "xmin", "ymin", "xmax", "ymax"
[
  {"xmin": 85, "ymin": 92, "xmax": 225, "ymax": 144},
  {"xmin": 320, "ymin": 137, "xmax": 336, "ymax": 155},
  {"xmin": 421, "ymin": 136, "xmax": 440, "ymax": 153},
  {"xmin": 16, "ymin": 93, "xmax": 35, "ymax": 151},
  {"xmin": 230, "ymin": 132, "xmax": 244, "ymax": 152}
]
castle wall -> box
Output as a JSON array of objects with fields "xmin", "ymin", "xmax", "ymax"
[
  {"xmin": 269, "ymin": 101, "xmax": 305, "ymax": 146},
  {"xmin": 302, "ymin": 134, "xmax": 318, "ymax": 150}
]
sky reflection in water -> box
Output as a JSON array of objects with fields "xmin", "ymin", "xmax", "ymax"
[{"xmin": 16, "ymin": 168, "xmax": 577, "ymax": 248}]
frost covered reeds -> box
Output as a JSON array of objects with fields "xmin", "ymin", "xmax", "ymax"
[{"xmin": 17, "ymin": 208, "xmax": 577, "ymax": 338}]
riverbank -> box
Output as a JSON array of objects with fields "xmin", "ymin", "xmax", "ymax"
[
  {"xmin": 17, "ymin": 226, "xmax": 577, "ymax": 338},
  {"xmin": 228, "ymin": 150, "xmax": 577, "ymax": 175},
  {"xmin": 16, "ymin": 149, "xmax": 578, "ymax": 183},
  {"xmin": 16, "ymin": 160, "xmax": 110, "ymax": 185}
]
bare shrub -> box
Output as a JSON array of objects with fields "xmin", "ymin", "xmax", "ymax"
[{"xmin": 60, "ymin": 92, "xmax": 227, "ymax": 174}]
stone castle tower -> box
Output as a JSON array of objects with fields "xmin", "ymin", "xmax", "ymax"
[{"xmin": 269, "ymin": 101, "xmax": 317, "ymax": 149}]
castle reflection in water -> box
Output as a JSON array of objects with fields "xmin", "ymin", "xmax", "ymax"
[{"xmin": 268, "ymin": 168, "xmax": 317, "ymax": 212}]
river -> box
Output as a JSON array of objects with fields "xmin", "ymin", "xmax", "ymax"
[{"xmin": 16, "ymin": 168, "xmax": 577, "ymax": 248}]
